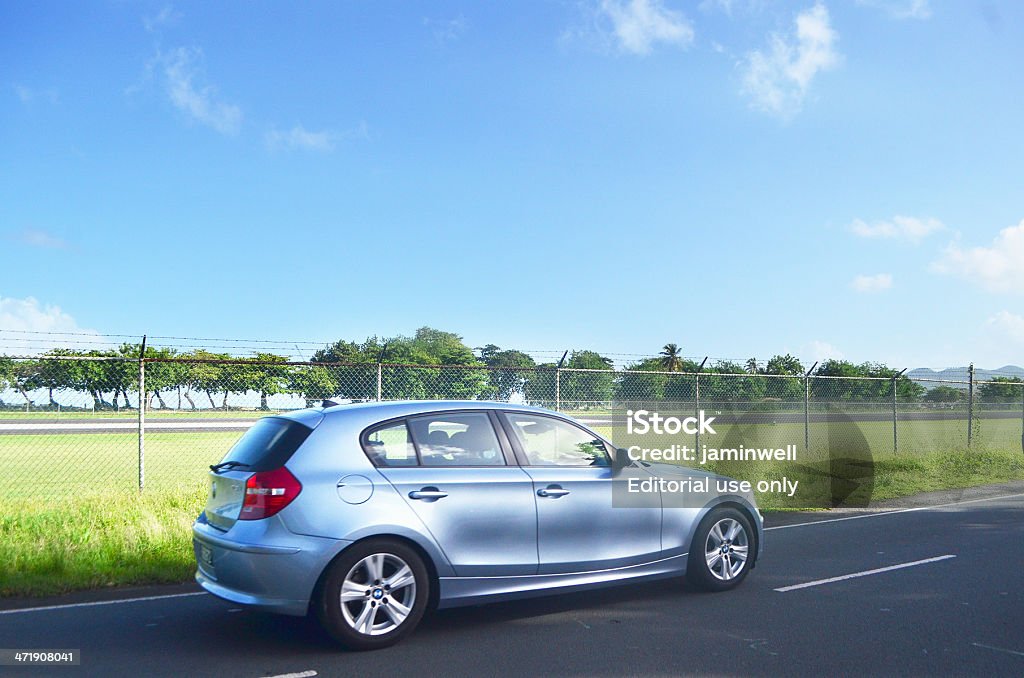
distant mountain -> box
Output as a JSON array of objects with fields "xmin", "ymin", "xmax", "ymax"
[{"xmin": 907, "ymin": 365, "xmax": 1024, "ymax": 385}]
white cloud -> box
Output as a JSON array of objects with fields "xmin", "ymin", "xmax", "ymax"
[
  {"xmin": 700, "ymin": 0, "xmax": 736, "ymax": 15},
  {"xmin": 600, "ymin": 0, "xmax": 695, "ymax": 55},
  {"xmin": 0, "ymin": 296, "xmax": 100, "ymax": 355},
  {"xmin": 161, "ymin": 47, "xmax": 242, "ymax": 135},
  {"xmin": 932, "ymin": 220, "xmax": 1024, "ymax": 294},
  {"xmin": 265, "ymin": 122, "xmax": 369, "ymax": 153},
  {"xmin": 849, "ymin": 215, "xmax": 944, "ymax": 243},
  {"xmin": 144, "ymin": 5, "xmax": 182, "ymax": 32},
  {"xmin": 13, "ymin": 84, "xmax": 58, "ymax": 104},
  {"xmin": 851, "ymin": 273, "xmax": 893, "ymax": 292},
  {"xmin": 699, "ymin": 0, "xmax": 765, "ymax": 17},
  {"xmin": 986, "ymin": 311, "xmax": 1024, "ymax": 345},
  {"xmin": 856, "ymin": 0, "xmax": 931, "ymax": 20},
  {"xmin": 14, "ymin": 229, "xmax": 70, "ymax": 250},
  {"xmin": 423, "ymin": 15, "xmax": 468, "ymax": 44},
  {"xmin": 741, "ymin": 3, "xmax": 839, "ymax": 118},
  {"xmin": 803, "ymin": 340, "xmax": 845, "ymax": 363}
]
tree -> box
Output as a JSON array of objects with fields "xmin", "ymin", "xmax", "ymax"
[
  {"xmin": 240, "ymin": 353, "xmax": 291, "ymax": 410},
  {"xmin": 764, "ymin": 354, "xmax": 804, "ymax": 376},
  {"xmin": 560, "ymin": 350, "xmax": 614, "ymax": 407},
  {"xmin": 812, "ymin": 360, "xmax": 924, "ymax": 402},
  {"xmin": 27, "ymin": 352, "xmax": 76, "ymax": 407},
  {"xmin": 745, "ymin": 358, "xmax": 760, "ymax": 374},
  {"xmin": 923, "ymin": 385, "xmax": 966, "ymax": 404},
  {"xmin": 703, "ymin": 360, "xmax": 766, "ymax": 402},
  {"xmin": 660, "ymin": 343, "xmax": 683, "ymax": 372},
  {"xmin": 979, "ymin": 376, "xmax": 1023, "ymax": 403},
  {"xmin": 406, "ymin": 327, "xmax": 487, "ymax": 399},
  {"xmin": 7, "ymin": 359, "xmax": 38, "ymax": 406},
  {"xmin": 477, "ymin": 345, "xmax": 536, "ymax": 401},
  {"xmin": 309, "ymin": 338, "xmax": 378, "ymax": 400},
  {"xmin": 0, "ymin": 357, "xmax": 12, "ymax": 405},
  {"xmin": 616, "ymin": 358, "xmax": 669, "ymax": 402},
  {"xmin": 66, "ymin": 351, "xmax": 121, "ymax": 410},
  {"xmin": 759, "ymin": 354, "xmax": 806, "ymax": 400},
  {"xmin": 306, "ymin": 327, "xmax": 487, "ymax": 401},
  {"xmin": 181, "ymin": 350, "xmax": 232, "ymax": 409}
]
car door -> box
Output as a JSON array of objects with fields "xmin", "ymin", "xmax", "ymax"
[
  {"xmin": 366, "ymin": 410, "xmax": 538, "ymax": 576},
  {"xmin": 498, "ymin": 411, "xmax": 663, "ymax": 575}
]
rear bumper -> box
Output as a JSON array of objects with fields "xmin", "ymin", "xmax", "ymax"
[{"xmin": 192, "ymin": 515, "xmax": 349, "ymax": 617}]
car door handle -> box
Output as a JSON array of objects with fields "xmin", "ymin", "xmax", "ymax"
[
  {"xmin": 537, "ymin": 486, "xmax": 570, "ymax": 498},
  {"xmin": 409, "ymin": 488, "xmax": 448, "ymax": 501}
]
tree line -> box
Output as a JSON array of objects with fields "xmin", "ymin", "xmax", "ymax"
[{"xmin": 0, "ymin": 329, "xmax": 1020, "ymax": 410}]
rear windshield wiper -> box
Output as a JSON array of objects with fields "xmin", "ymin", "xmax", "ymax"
[{"xmin": 210, "ymin": 460, "xmax": 251, "ymax": 473}]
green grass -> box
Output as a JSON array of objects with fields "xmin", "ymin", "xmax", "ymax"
[
  {"xmin": 0, "ymin": 431, "xmax": 244, "ymax": 497},
  {"xmin": 0, "ymin": 416, "xmax": 1022, "ymax": 597},
  {"xmin": 0, "ymin": 484, "xmax": 206, "ymax": 597}
]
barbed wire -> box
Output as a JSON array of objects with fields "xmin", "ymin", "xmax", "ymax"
[{"xmin": 1, "ymin": 329, "xmax": 1021, "ymax": 374}]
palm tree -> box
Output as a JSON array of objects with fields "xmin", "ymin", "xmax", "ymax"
[
  {"xmin": 660, "ymin": 343, "xmax": 683, "ymax": 372},
  {"xmin": 746, "ymin": 358, "xmax": 760, "ymax": 374}
]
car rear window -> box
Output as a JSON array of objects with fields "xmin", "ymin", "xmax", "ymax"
[{"xmin": 218, "ymin": 417, "xmax": 313, "ymax": 472}]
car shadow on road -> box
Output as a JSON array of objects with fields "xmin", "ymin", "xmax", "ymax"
[{"xmin": 199, "ymin": 576, "xmax": 701, "ymax": 654}]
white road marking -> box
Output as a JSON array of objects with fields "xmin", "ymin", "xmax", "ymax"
[
  {"xmin": 972, "ymin": 642, "xmax": 1024, "ymax": 658},
  {"xmin": 0, "ymin": 592, "xmax": 207, "ymax": 615},
  {"xmin": 765, "ymin": 492, "xmax": 1024, "ymax": 531},
  {"xmin": 263, "ymin": 672, "xmax": 317, "ymax": 678},
  {"xmin": 774, "ymin": 555, "xmax": 956, "ymax": 592}
]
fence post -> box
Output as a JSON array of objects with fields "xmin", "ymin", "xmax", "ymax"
[
  {"xmin": 967, "ymin": 363, "xmax": 974, "ymax": 449},
  {"xmin": 694, "ymin": 372, "xmax": 701, "ymax": 453},
  {"xmin": 555, "ymin": 351, "xmax": 568, "ymax": 412},
  {"xmin": 138, "ymin": 335, "xmax": 147, "ymax": 493},
  {"xmin": 804, "ymin": 376, "xmax": 810, "ymax": 453},
  {"xmin": 376, "ymin": 341, "xmax": 389, "ymax": 402},
  {"xmin": 694, "ymin": 358, "xmax": 706, "ymax": 454},
  {"xmin": 804, "ymin": 362, "xmax": 817, "ymax": 455},
  {"xmin": 893, "ymin": 368, "xmax": 907, "ymax": 456},
  {"xmin": 892, "ymin": 377, "xmax": 898, "ymax": 456}
]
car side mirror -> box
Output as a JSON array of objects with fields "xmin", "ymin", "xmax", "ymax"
[{"xmin": 612, "ymin": 447, "xmax": 632, "ymax": 471}]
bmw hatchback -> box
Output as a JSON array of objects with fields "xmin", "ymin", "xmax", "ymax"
[{"xmin": 193, "ymin": 401, "xmax": 763, "ymax": 650}]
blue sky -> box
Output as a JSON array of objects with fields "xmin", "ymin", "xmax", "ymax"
[{"xmin": 2, "ymin": 1, "xmax": 1022, "ymax": 369}]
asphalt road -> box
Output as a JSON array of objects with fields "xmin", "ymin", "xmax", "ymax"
[
  {"xmin": 1, "ymin": 483, "xmax": 1023, "ymax": 677},
  {"xmin": 0, "ymin": 410, "xmax": 1019, "ymax": 435}
]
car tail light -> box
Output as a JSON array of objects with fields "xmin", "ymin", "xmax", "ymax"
[{"xmin": 239, "ymin": 467, "xmax": 302, "ymax": 520}]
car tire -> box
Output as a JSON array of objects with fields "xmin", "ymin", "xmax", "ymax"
[
  {"xmin": 686, "ymin": 507, "xmax": 754, "ymax": 592},
  {"xmin": 316, "ymin": 539, "xmax": 430, "ymax": 651}
]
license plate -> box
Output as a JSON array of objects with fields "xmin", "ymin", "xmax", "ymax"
[{"xmin": 200, "ymin": 544, "xmax": 214, "ymax": 571}]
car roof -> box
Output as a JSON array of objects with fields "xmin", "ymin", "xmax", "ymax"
[
  {"xmin": 275, "ymin": 400, "xmax": 611, "ymax": 446},
  {"xmin": 321, "ymin": 400, "xmax": 556, "ymax": 420}
]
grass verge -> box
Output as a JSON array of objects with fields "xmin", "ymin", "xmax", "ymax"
[{"xmin": 0, "ymin": 484, "xmax": 206, "ymax": 597}]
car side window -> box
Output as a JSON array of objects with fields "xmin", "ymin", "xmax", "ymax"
[
  {"xmin": 362, "ymin": 421, "xmax": 418, "ymax": 467},
  {"xmin": 504, "ymin": 413, "xmax": 610, "ymax": 467},
  {"xmin": 408, "ymin": 413, "xmax": 505, "ymax": 466}
]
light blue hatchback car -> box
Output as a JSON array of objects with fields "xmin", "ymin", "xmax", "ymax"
[{"xmin": 193, "ymin": 401, "xmax": 763, "ymax": 650}]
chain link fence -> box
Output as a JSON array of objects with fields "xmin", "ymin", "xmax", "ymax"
[{"xmin": 1, "ymin": 355, "xmax": 1022, "ymax": 498}]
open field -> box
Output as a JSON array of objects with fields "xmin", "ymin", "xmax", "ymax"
[{"xmin": 0, "ymin": 419, "xmax": 1022, "ymax": 597}]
